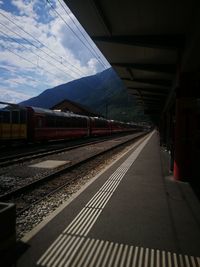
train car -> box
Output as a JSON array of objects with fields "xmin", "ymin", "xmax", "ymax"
[
  {"xmin": 110, "ymin": 120, "xmax": 129, "ymax": 134},
  {"xmin": 27, "ymin": 107, "xmax": 90, "ymax": 142},
  {"xmin": 89, "ymin": 117, "xmax": 111, "ymax": 136},
  {"xmin": 0, "ymin": 107, "xmax": 27, "ymax": 142},
  {"xmin": 0, "ymin": 104, "xmax": 147, "ymax": 144},
  {"xmin": 110, "ymin": 120, "xmax": 143, "ymax": 134}
]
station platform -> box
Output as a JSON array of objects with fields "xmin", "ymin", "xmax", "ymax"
[{"xmin": 17, "ymin": 131, "xmax": 200, "ymax": 267}]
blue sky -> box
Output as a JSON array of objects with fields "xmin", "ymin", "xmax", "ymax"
[{"xmin": 0, "ymin": 0, "xmax": 109, "ymax": 104}]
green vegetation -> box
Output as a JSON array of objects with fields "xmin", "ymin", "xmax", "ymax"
[{"xmin": 88, "ymin": 88, "xmax": 150, "ymax": 123}]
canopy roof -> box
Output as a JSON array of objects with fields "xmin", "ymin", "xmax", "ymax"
[{"xmin": 64, "ymin": 0, "xmax": 200, "ymax": 122}]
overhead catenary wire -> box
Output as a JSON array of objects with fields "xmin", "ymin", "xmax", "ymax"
[
  {"xmin": 0, "ymin": 43, "xmax": 70, "ymax": 81},
  {"xmin": 0, "ymin": 20, "xmax": 84, "ymax": 78},
  {"xmin": 0, "ymin": 33, "xmax": 102, "ymax": 96},
  {"xmin": 1, "ymin": 78, "xmax": 37, "ymax": 90},
  {"xmin": 0, "ymin": 66, "xmax": 50, "ymax": 86},
  {"xmin": 0, "ymin": 10, "xmax": 88, "ymax": 77},
  {"xmin": 0, "ymin": 29, "xmax": 79, "ymax": 80},
  {"xmin": 53, "ymin": 0, "xmax": 111, "ymax": 93},
  {"xmin": 56, "ymin": 0, "xmax": 108, "ymax": 68},
  {"xmin": 45, "ymin": 0, "xmax": 111, "ymax": 98},
  {"xmin": 0, "ymin": 6, "xmax": 110, "ymax": 102},
  {"xmin": 46, "ymin": 0, "xmax": 107, "ymax": 69}
]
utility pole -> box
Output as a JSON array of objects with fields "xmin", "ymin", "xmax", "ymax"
[{"xmin": 105, "ymin": 102, "xmax": 108, "ymax": 118}]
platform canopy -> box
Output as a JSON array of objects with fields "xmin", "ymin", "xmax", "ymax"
[{"xmin": 64, "ymin": 0, "xmax": 200, "ymax": 122}]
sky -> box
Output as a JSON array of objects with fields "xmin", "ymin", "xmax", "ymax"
[{"xmin": 0, "ymin": 0, "xmax": 110, "ymax": 104}]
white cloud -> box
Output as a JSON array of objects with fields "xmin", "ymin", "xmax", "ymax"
[
  {"xmin": 0, "ymin": 0, "xmax": 109, "ymax": 103},
  {"xmin": 0, "ymin": 87, "xmax": 33, "ymax": 103},
  {"xmin": 87, "ymin": 58, "xmax": 99, "ymax": 74},
  {"xmin": 11, "ymin": 0, "xmax": 38, "ymax": 19}
]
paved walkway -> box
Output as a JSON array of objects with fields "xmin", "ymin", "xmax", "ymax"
[{"xmin": 17, "ymin": 131, "xmax": 200, "ymax": 267}]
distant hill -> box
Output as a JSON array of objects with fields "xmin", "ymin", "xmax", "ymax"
[{"xmin": 21, "ymin": 68, "xmax": 146, "ymax": 122}]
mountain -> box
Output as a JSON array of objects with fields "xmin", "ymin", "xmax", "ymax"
[{"xmin": 20, "ymin": 68, "xmax": 146, "ymax": 122}]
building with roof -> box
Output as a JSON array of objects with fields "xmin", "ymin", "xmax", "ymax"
[{"xmin": 50, "ymin": 99, "xmax": 103, "ymax": 118}]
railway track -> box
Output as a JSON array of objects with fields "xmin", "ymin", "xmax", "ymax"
[
  {"xmin": 0, "ymin": 135, "xmax": 123, "ymax": 167},
  {"xmin": 0, "ymin": 132, "xmax": 148, "ymax": 216}
]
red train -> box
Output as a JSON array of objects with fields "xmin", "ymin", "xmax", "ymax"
[{"xmin": 0, "ymin": 106, "xmax": 145, "ymax": 143}]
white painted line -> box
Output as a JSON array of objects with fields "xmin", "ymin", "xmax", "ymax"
[
  {"xmin": 107, "ymin": 242, "xmax": 119, "ymax": 267},
  {"xmin": 97, "ymin": 192, "xmax": 113, "ymax": 209},
  {"xmin": 151, "ymin": 249, "xmax": 155, "ymax": 267},
  {"xmin": 138, "ymin": 247, "xmax": 144, "ymax": 267},
  {"xmin": 38, "ymin": 132, "xmax": 159, "ymax": 265},
  {"xmin": 185, "ymin": 255, "xmax": 191, "ymax": 267},
  {"xmin": 162, "ymin": 251, "xmax": 166, "ymax": 267},
  {"xmin": 37, "ymin": 234, "xmax": 63, "ymax": 265},
  {"xmin": 37, "ymin": 235, "xmax": 200, "ymax": 267},
  {"xmin": 86, "ymin": 189, "xmax": 106, "ymax": 206},
  {"xmin": 179, "ymin": 254, "xmax": 184, "ymax": 267},
  {"xmin": 47, "ymin": 235, "xmax": 73, "ymax": 267},
  {"xmin": 120, "ymin": 244, "xmax": 129, "ymax": 267},
  {"xmin": 87, "ymin": 191, "xmax": 111, "ymax": 208},
  {"xmin": 168, "ymin": 251, "xmax": 172, "ymax": 267},
  {"xmin": 59, "ymin": 237, "xmax": 86, "ymax": 267},
  {"xmin": 114, "ymin": 243, "xmax": 124, "ymax": 266},
  {"xmin": 69, "ymin": 208, "xmax": 96, "ymax": 234},
  {"xmin": 132, "ymin": 246, "xmax": 139, "ymax": 267},
  {"xmin": 173, "ymin": 253, "xmax": 178, "ymax": 267},
  {"xmin": 82, "ymin": 239, "xmax": 101, "ymax": 267},
  {"xmin": 144, "ymin": 248, "xmax": 149, "ymax": 267},
  {"xmin": 191, "ymin": 256, "xmax": 197, "ymax": 267},
  {"xmin": 157, "ymin": 250, "xmax": 160, "ymax": 267},
  {"xmin": 126, "ymin": 246, "xmax": 134, "ymax": 267},
  {"xmin": 63, "ymin": 207, "xmax": 90, "ymax": 234},
  {"xmin": 95, "ymin": 240, "xmax": 110, "ymax": 267},
  {"xmin": 65, "ymin": 133, "xmax": 152, "ymax": 237},
  {"xmin": 50, "ymin": 235, "xmax": 79, "ymax": 267},
  {"xmin": 79, "ymin": 209, "xmax": 102, "ymax": 236},
  {"xmin": 70, "ymin": 237, "xmax": 91, "ymax": 267},
  {"xmin": 101, "ymin": 242, "xmax": 114, "ymax": 267},
  {"xmin": 70, "ymin": 238, "xmax": 95, "ymax": 267},
  {"xmin": 89, "ymin": 239, "xmax": 105, "ymax": 267},
  {"xmin": 23, "ymin": 133, "xmax": 149, "ymax": 243}
]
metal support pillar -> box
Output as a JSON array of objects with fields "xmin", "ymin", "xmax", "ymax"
[{"xmin": 173, "ymin": 73, "xmax": 198, "ymax": 180}]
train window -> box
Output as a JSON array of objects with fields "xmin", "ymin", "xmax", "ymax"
[
  {"xmin": 12, "ymin": 111, "xmax": 19, "ymax": 123},
  {"xmin": 0, "ymin": 111, "xmax": 3, "ymax": 122},
  {"xmin": 66, "ymin": 117, "xmax": 71, "ymax": 128},
  {"xmin": 55, "ymin": 117, "xmax": 59, "ymax": 127},
  {"xmin": 82, "ymin": 118, "xmax": 87, "ymax": 128},
  {"xmin": 60, "ymin": 117, "xmax": 64, "ymax": 127},
  {"xmin": 77, "ymin": 117, "xmax": 87, "ymax": 128},
  {"xmin": 197, "ymin": 115, "xmax": 200, "ymax": 131},
  {"xmin": 56, "ymin": 117, "xmax": 61, "ymax": 127},
  {"xmin": 76, "ymin": 118, "xmax": 82, "ymax": 128},
  {"xmin": 61, "ymin": 118, "xmax": 65, "ymax": 127},
  {"xmin": 46, "ymin": 115, "xmax": 56, "ymax": 127},
  {"xmin": 76, "ymin": 118, "xmax": 81, "ymax": 128},
  {"xmin": 20, "ymin": 110, "xmax": 26, "ymax": 123},
  {"xmin": 95, "ymin": 119, "xmax": 107, "ymax": 128},
  {"xmin": 71, "ymin": 117, "xmax": 76, "ymax": 128},
  {"xmin": 36, "ymin": 117, "xmax": 43, "ymax": 128},
  {"xmin": 1, "ymin": 111, "xmax": 10, "ymax": 123},
  {"xmin": 58, "ymin": 117, "xmax": 65, "ymax": 127},
  {"xmin": 63, "ymin": 117, "xmax": 69, "ymax": 128},
  {"xmin": 71, "ymin": 118, "xmax": 78, "ymax": 128}
]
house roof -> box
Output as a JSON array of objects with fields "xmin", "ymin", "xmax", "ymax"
[{"xmin": 51, "ymin": 99, "xmax": 103, "ymax": 117}]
